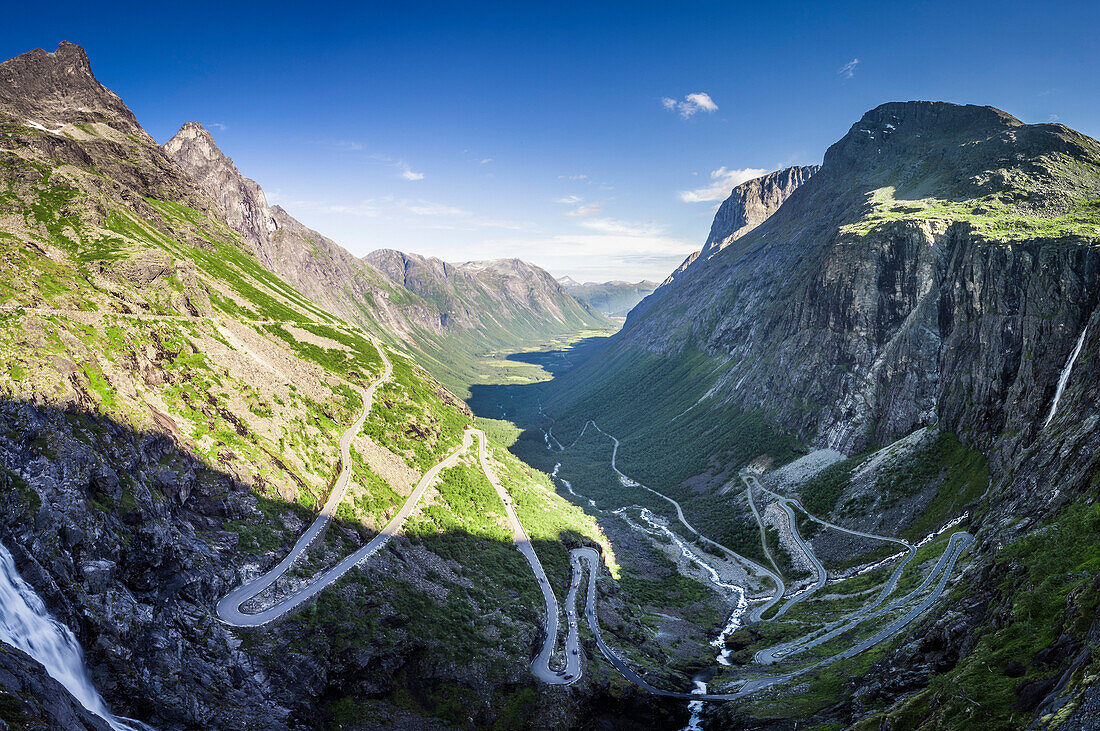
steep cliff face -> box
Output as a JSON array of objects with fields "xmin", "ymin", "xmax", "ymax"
[
  {"xmin": 568, "ymin": 102, "xmax": 1100, "ymax": 458},
  {"xmin": 658, "ymin": 165, "xmax": 818, "ymax": 290},
  {"xmin": 164, "ymin": 124, "xmax": 609, "ymax": 390},
  {"xmin": 547, "ymin": 101, "xmax": 1100, "ymax": 727},
  {"xmin": 700, "ymin": 164, "xmax": 819, "ymax": 259},
  {"xmin": 163, "ymin": 122, "xmax": 279, "ymax": 253}
]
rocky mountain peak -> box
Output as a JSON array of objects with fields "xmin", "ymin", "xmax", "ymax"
[
  {"xmin": 655, "ymin": 165, "xmax": 818, "ymax": 290},
  {"xmin": 169, "ymin": 121, "xmax": 220, "ymax": 150},
  {"xmin": 164, "ymin": 122, "xmax": 278, "ymax": 251},
  {"xmin": 0, "ymin": 41, "xmax": 142, "ymax": 133},
  {"xmin": 701, "ymin": 165, "xmax": 820, "ymax": 256},
  {"xmin": 819, "ymin": 102, "xmax": 1035, "ymax": 193}
]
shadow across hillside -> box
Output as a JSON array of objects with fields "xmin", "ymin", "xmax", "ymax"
[
  {"xmin": 466, "ymin": 327, "xmax": 815, "ymax": 574},
  {"xmin": 466, "ymin": 332, "xmax": 615, "ymax": 419},
  {"xmin": 0, "ymin": 395, "xmax": 687, "ymax": 730}
]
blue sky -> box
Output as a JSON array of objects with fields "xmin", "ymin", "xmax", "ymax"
[{"xmin": 4, "ymin": 1, "xmax": 1099, "ymax": 281}]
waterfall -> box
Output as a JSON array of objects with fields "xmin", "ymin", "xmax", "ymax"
[
  {"xmin": 0, "ymin": 540, "xmax": 132, "ymax": 730},
  {"xmin": 684, "ymin": 679, "xmax": 708, "ymax": 731},
  {"xmin": 1044, "ymin": 326, "xmax": 1088, "ymax": 428}
]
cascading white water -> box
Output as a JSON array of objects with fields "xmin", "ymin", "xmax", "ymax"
[
  {"xmin": 1045, "ymin": 326, "xmax": 1088, "ymax": 428},
  {"xmin": 0, "ymin": 540, "xmax": 130, "ymax": 730},
  {"xmin": 685, "ymin": 679, "xmax": 708, "ymax": 731}
]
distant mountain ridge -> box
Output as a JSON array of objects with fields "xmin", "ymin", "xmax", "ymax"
[
  {"xmin": 164, "ymin": 122, "xmax": 609, "ymax": 391},
  {"xmin": 557, "ymin": 277, "xmax": 659, "ymax": 317}
]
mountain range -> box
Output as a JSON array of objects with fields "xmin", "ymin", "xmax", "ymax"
[
  {"xmin": 539, "ymin": 100, "xmax": 1100, "ymax": 729},
  {"xmin": 0, "ymin": 42, "xmax": 631, "ymax": 729},
  {"xmin": 556, "ymin": 277, "xmax": 658, "ymax": 316},
  {"xmin": 162, "ymin": 120, "xmax": 609, "ymax": 394},
  {"xmin": 2, "ymin": 40, "xmax": 1100, "ymax": 731}
]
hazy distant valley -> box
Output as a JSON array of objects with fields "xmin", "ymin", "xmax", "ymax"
[{"xmin": 1, "ymin": 39, "xmax": 1100, "ymax": 731}]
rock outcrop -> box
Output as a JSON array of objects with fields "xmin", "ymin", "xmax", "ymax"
[
  {"xmin": 163, "ymin": 122, "xmax": 279, "ymax": 252},
  {"xmin": 658, "ymin": 165, "xmax": 818, "ymax": 289},
  {"xmin": 0, "ymin": 41, "xmax": 142, "ymax": 137},
  {"xmin": 700, "ymin": 165, "xmax": 819, "ymax": 259}
]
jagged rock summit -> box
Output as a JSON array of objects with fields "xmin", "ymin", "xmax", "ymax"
[
  {"xmin": 0, "ymin": 42, "xmax": 144, "ymax": 136},
  {"xmin": 701, "ymin": 165, "xmax": 820, "ymax": 258},
  {"xmin": 164, "ymin": 122, "xmax": 280, "ymax": 250},
  {"xmin": 661, "ymin": 165, "xmax": 818, "ymax": 287}
]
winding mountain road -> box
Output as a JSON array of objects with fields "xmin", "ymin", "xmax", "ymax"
[
  {"xmin": 550, "ymin": 421, "xmax": 972, "ymax": 700},
  {"xmin": 472, "ymin": 429, "xmax": 580, "ymax": 684},
  {"xmin": 765, "ymin": 493, "xmax": 827, "ymax": 620},
  {"xmin": 214, "ymin": 341, "xmax": 971, "ymax": 702},
  {"xmin": 584, "ymin": 422, "xmax": 785, "ymax": 617},
  {"xmin": 215, "ymin": 340, "xmax": 470, "ymax": 628}
]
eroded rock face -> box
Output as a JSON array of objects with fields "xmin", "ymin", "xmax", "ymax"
[
  {"xmin": 701, "ymin": 165, "xmax": 820, "ymax": 260},
  {"xmin": 164, "ymin": 123, "xmax": 279, "ymax": 254},
  {"xmin": 0, "ymin": 642, "xmax": 112, "ymax": 730},
  {"xmin": 657, "ymin": 166, "xmax": 818, "ymax": 293},
  {"xmin": 0, "ymin": 41, "xmax": 142, "ymax": 136},
  {"xmin": 0, "ymin": 401, "xmax": 290, "ymax": 730}
]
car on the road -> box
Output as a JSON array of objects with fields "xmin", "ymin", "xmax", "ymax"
[{"xmin": 572, "ymin": 648, "xmax": 578, "ymax": 655}]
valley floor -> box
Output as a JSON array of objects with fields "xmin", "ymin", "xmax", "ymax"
[{"xmin": 459, "ymin": 330, "xmax": 979, "ymax": 729}]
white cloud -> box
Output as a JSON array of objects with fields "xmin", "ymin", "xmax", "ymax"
[
  {"xmin": 209, "ymin": 122, "xmax": 228, "ymax": 131},
  {"xmin": 662, "ymin": 92, "xmax": 718, "ymax": 118},
  {"xmin": 480, "ymin": 158, "xmax": 492, "ymax": 164},
  {"xmin": 555, "ymin": 195, "xmax": 582, "ymax": 204},
  {"xmin": 565, "ymin": 201, "xmax": 602, "ymax": 217},
  {"xmin": 839, "ymin": 58, "xmax": 860, "ymax": 78},
  {"xmin": 315, "ymin": 201, "xmax": 384, "ymax": 217},
  {"xmin": 678, "ymin": 166, "xmax": 769, "ymax": 203},
  {"xmin": 400, "ymin": 165, "xmax": 424, "ymax": 181},
  {"xmin": 274, "ymin": 194, "xmax": 530, "ymax": 231},
  {"xmin": 557, "ymin": 173, "xmax": 588, "ymax": 180},
  {"xmin": 579, "ymin": 217, "xmax": 666, "ymax": 237},
  {"xmin": 407, "ymin": 202, "xmax": 470, "ymax": 217}
]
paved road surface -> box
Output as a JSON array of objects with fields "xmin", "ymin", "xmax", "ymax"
[
  {"xmin": 554, "ymin": 423, "xmax": 972, "ymax": 699},
  {"xmin": 472, "ymin": 429, "xmax": 580, "ymax": 684},
  {"xmin": 214, "ymin": 357, "xmax": 972, "ymax": 700},
  {"xmin": 584, "ymin": 422, "xmax": 784, "ymax": 615}
]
